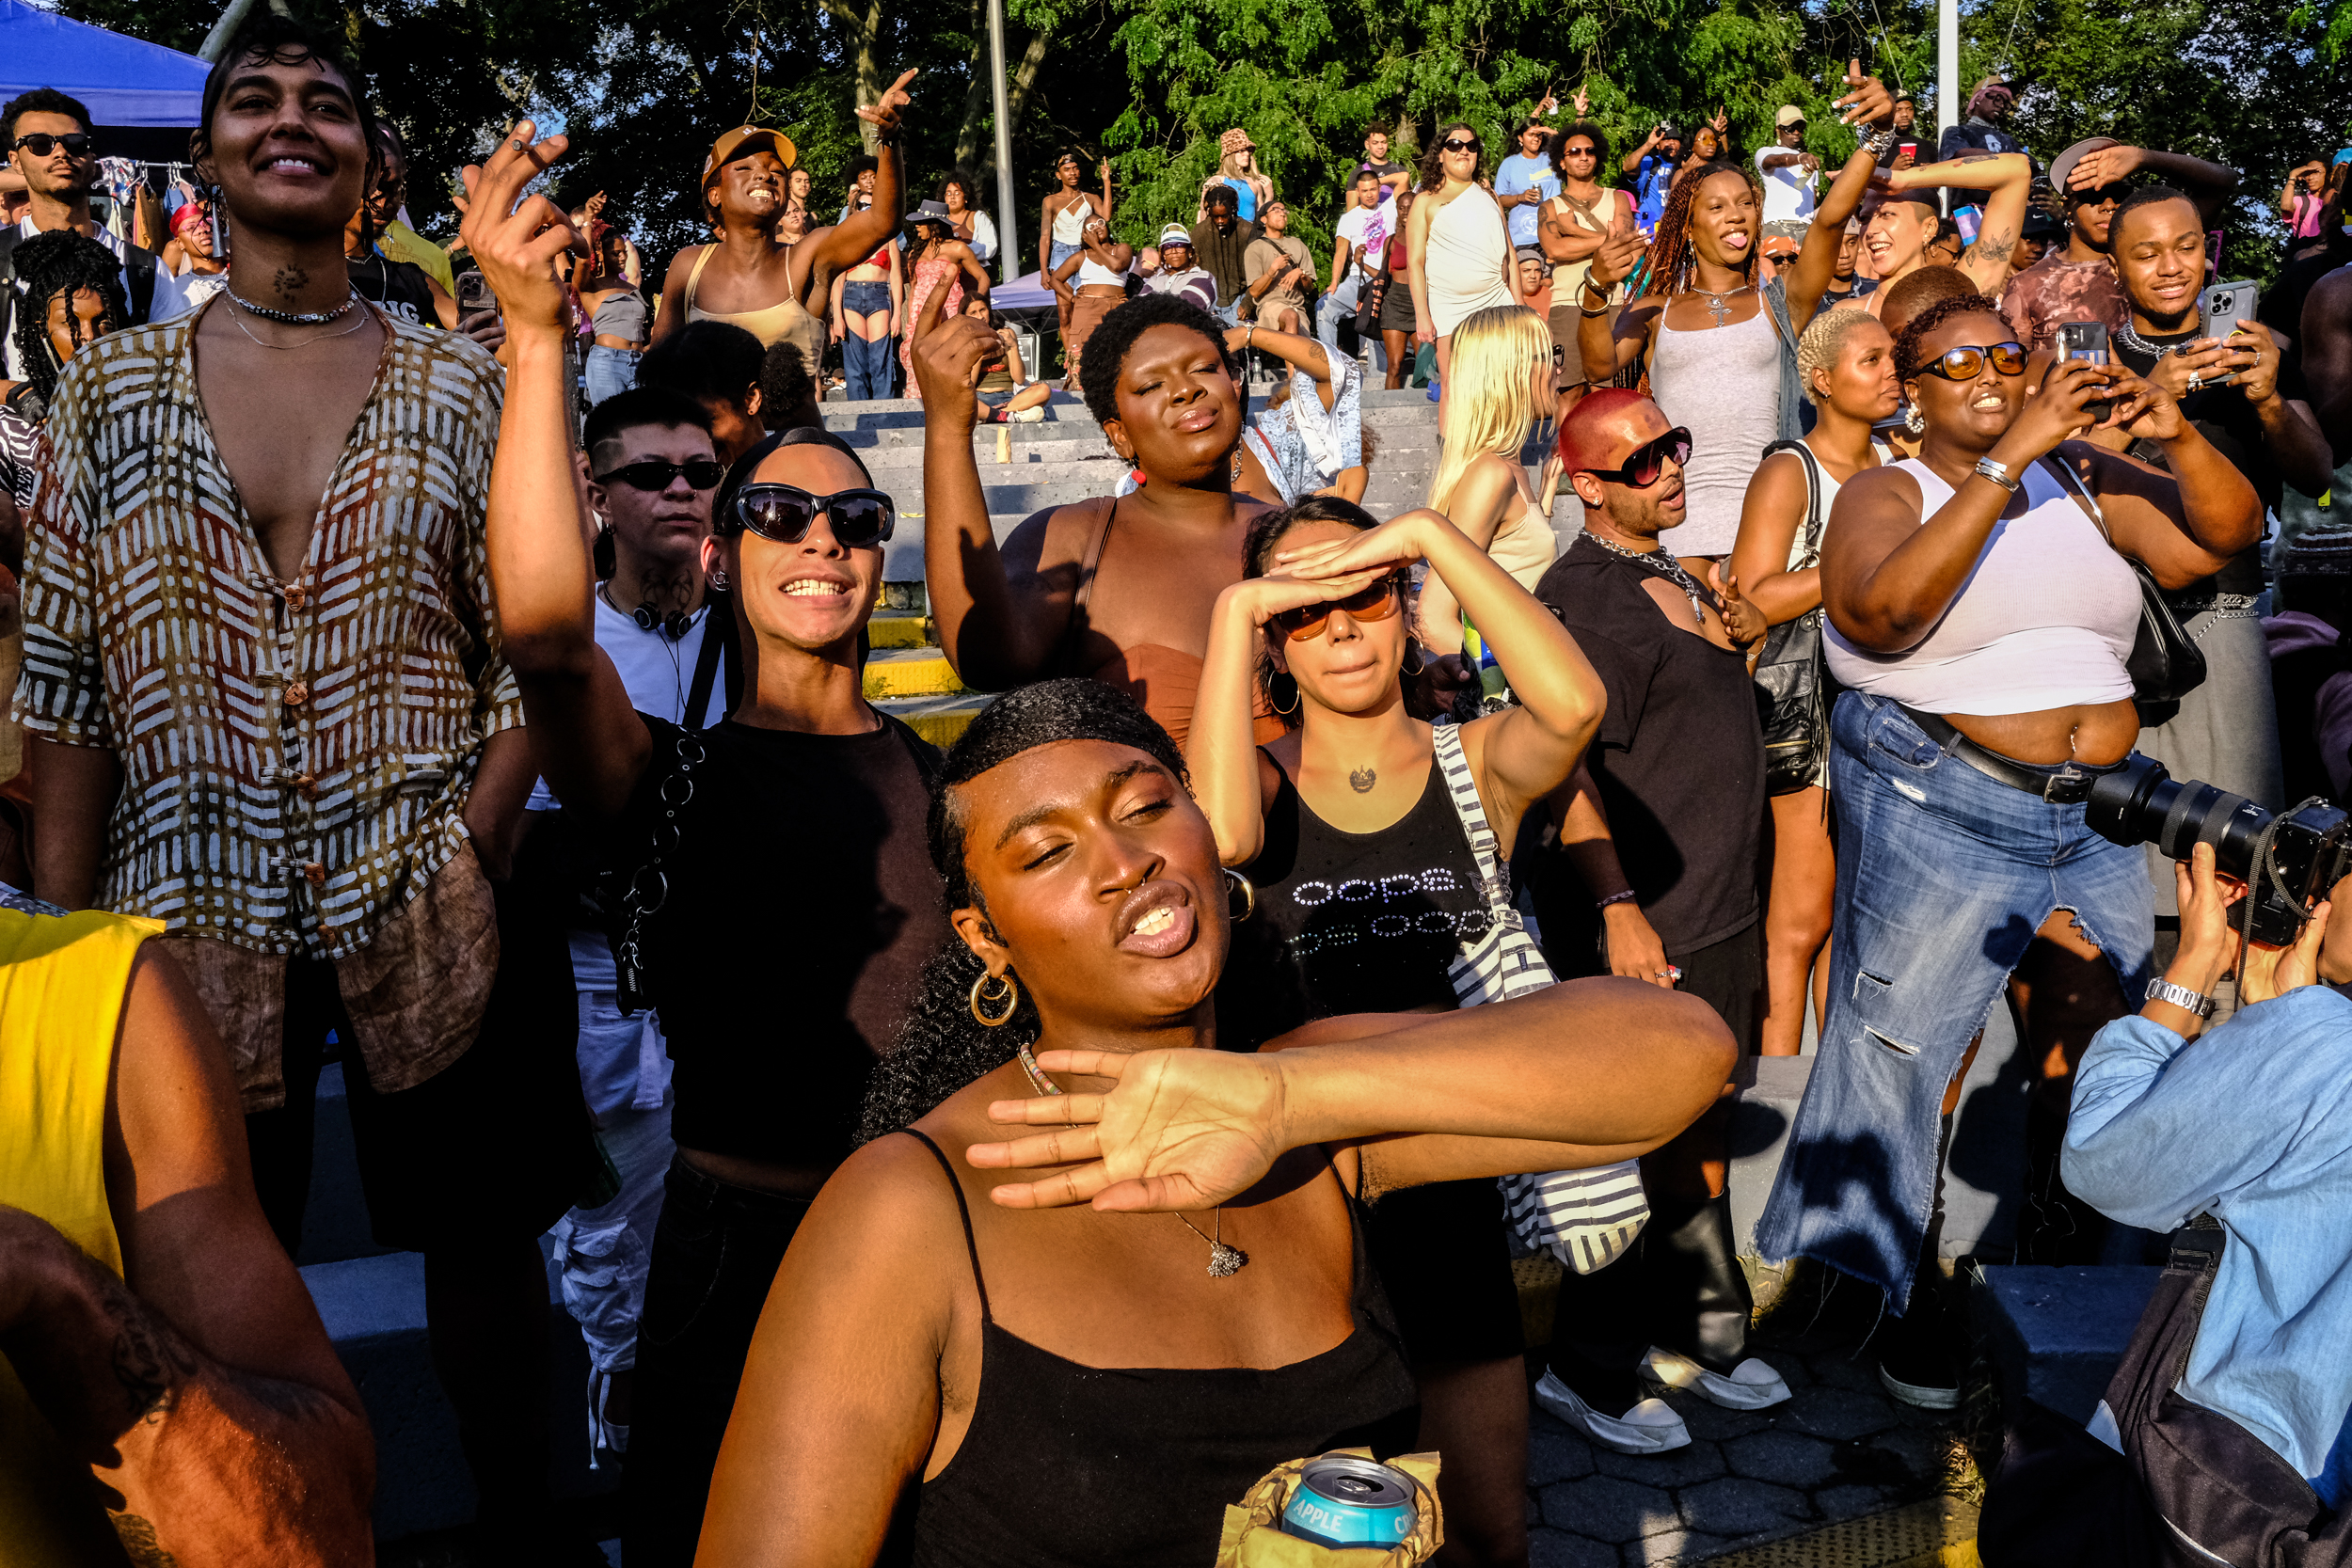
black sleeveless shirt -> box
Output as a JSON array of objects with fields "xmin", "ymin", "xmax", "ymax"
[
  {"xmin": 904, "ymin": 1131, "xmax": 1420, "ymax": 1568},
  {"xmin": 1216, "ymin": 754, "xmax": 1490, "ymax": 1051}
]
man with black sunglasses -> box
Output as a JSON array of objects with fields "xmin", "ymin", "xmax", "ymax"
[
  {"xmin": 2, "ymin": 87, "xmax": 183, "ymax": 380},
  {"xmin": 1525, "ymin": 388, "xmax": 1774, "ymax": 1456}
]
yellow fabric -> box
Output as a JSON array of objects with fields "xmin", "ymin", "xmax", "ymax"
[
  {"xmin": 0, "ymin": 901, "xmax": 160, "ymax": 1568},
  {"xmin": 1216, "ymin": 1448, "xmax": 1445, "ymax": 1566},
  {"xmin": 381, "ymin": 219, "xmax": 455, "ymax": 296}
]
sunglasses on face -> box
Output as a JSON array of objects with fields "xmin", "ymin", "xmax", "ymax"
[
  {"xmin": 596, "ymin": 459, "xmax": 726, "ymax": 491},
  {"xmin": 1441, "ymin": 137, "xmax": 1482, "ymax": 154},
  {"xmin": 1916, "ymin": 341, "xmax": 2029, "ymax": 381},
  {"xmin": 1581, "ymin": 427, "xmax": 1692, "ymax": 488},
  {"xmin": 12, "ymin": 133, "xmax": 91, "ymax": 158},
  {"xmin": 1564, "ymin": 144, "xmax": 1599, "ymax": 158},
  {"xmin": 1271, "ymin": 576, "xmax": 1406, "ymax": 641},
  {"xmin": 727, "ymin": 483, "xmax": 896, "ymax": 547}
]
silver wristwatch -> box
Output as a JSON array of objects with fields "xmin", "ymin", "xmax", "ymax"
[
  {"xmin": 1973, "ymin": 456, "xmax": 2021, "ymax": 493},
  {"xmin": 2145, "ymin": 976, "xmax": 2217, "ymax": 1020}
]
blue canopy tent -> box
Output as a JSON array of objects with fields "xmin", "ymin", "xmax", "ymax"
[{"xmin": 0, "ymin": 0, "xmax": 209, "ymax": 127}]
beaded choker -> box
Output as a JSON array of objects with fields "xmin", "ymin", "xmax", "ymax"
[{"xmin": 229, "ymin": 287, "xmax": 360, "ymax": 325}]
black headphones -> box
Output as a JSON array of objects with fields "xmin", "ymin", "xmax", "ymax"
[{"xmin": 633, "ymin": 602, "xmax": 697, "ymax": 641}]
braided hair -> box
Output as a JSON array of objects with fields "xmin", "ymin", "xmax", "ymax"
[
  {"xmin": 8, "ymin": 230, "xmax": 129, "ymax": 408},
  {"xmin": 857, "ymin": 680, "xmax": 1192, "ymax": 1142},
  {"xmin": 1636, "ymin": 160, "xmax": 1757, "ymax": 304}
]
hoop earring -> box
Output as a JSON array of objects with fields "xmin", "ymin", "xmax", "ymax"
[
  {"xmin": 710, "ymin": 567, "xmax": 731, "ymax": 592},
  {"xmin": 1269, "ymin": 670, "xmax": 1300, "ymax": 716},
  {"xmin": 1902, "ymin": 401, "xmax": 1925, "ymax": 436},
  {"xmin": 969, "ymin": 970, "xmax": 1020, "ymax": 1026},
  {"xmin": 1402, "ymin": 639, "xmax": 1424, "ymax": 677},
  {"xmin": 1223, "ymin": 867, "xmax": 1256, "ymax": 923}
]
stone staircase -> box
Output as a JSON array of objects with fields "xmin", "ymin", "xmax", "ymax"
[{"xmin": 839, "ymin": 383, "xmax": 1557, "ymax": 748}]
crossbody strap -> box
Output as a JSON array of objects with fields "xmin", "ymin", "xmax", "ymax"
[
  {"xmin": 1431, "ymin": 721, "xmax": 1505, "ymax": 900},
  {"xmin": 2046, "ymin": 451, "xmax": 2118, "ymax": 546},
  {"xmin": 1762, "ymin": 439, "xmax": 1825, "ymax": 568}
]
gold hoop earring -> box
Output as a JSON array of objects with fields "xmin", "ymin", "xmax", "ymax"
[
  {"xmin": 1224, "ymin": 867, "xmax": 1256, "ymax": 922},
  {"xmin": 1269, "ymin": 671, "xmax": 1300, "ymax": 715},
  {"xmin": 1402, "ymin": 639, "xmax": 1425, "ymax": 677},
  {"xmin": 969, "ymin": 970, "xmax": 1020, "ymax": 1026}
]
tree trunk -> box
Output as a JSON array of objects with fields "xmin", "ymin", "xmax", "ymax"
[
  {"xmin": 954, "ymin": 25, "xmax": 1049, "ymax": 175},
  {"xmin": 817, "ymin": 0, "xmax": 889, "ymax": 150}
]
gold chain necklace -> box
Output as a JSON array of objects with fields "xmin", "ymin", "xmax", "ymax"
[{"xmin": 1013, "ymin": 1041, "xmax": 1248, "ymax": 1277}]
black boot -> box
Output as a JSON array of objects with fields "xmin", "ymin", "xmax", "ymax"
[
  {"xmin": 1878, "ymin": 1115, "xmax": 1963, "ymax": 1408},
  {"xmin": 1637, "ymin": 1193, "xmax": 1790, "ymax": 1409}
]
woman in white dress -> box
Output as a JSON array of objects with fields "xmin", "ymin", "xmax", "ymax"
[{"xmin": 1406, "ymin": 122, "xmax": 1515, "ymax": 392}]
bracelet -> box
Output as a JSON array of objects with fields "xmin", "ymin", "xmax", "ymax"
[
  {"xmin": 1597, "ymin": 889, "xmax": 1640, "ymax": 911},
  {"xmin": 1581, "ymin": 279, "xmax": 1612, "ymax": 305},
  {"xmin": 2145, "ymin": 976, "xmax": 2217, "ymax": 1021},
  {"xmin": 1972, "ymin": 456, "xmax": 2021, "ymax": 493},
  {"xmin": 1860, "ymin": 126, "xmax": 1898, "ymax": 161}
]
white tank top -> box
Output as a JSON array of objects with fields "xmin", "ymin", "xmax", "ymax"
[
  {"xmin": 1823, "ymin": 457, "xmax": 2141, "ymax": 715},
  {"xmin": 1074, "ymin": 253, "xmax": 1125, "ymax": 287}
]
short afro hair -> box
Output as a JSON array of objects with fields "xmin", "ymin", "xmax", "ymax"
[
  {"xmin": 758, "ymin": 339, "xmax": 820, "ymax": 431},
  {"xmin": 1893, "ymin": 291, "xmax": 2006, "ymax": 381},
  {"xmin": 4, "ymin": 87, "xmax": 93, "ymax": 143},
  {"xmin": 1550, "ymin": 120, "xmax": 1610, "ymax": 179},
  {"xmin": 1878, "ymin": 263, "xmax": 1975, "ymax": 340},
  {"xmin": 1075, "ymin": 292, "xmax": 1236, "ymax": 427},
  {"xmin": 637, "ymin": 320, "xmax": 765, "ymax": 411},
  {"xmin": 2109, "ymin": 183, "xmax": 2198, "ymax": 248}
]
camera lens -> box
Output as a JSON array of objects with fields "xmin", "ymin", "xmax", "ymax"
[{"xmin": 2084, "ymin": 755, "xmax": 2273, "ymax": 880}]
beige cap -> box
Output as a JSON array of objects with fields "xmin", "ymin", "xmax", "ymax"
[
  {"xmin": 700, "ymin": 125, "xmax": 797, "ymax": 193},
  {"xmin": 1775, "ymin": 105, "xmax": 1806, "ymax": 128}
]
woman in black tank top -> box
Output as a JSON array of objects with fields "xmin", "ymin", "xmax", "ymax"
[
  {"xmin": 693, "ymin": 681, "xmax": 1734, "ymax": 1568},
  {"xmin": 1193, "ymin": 498, "xmax": 1606, "ymax": 1567}
]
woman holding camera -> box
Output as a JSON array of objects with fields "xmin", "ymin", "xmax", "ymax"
[{"xmin": 1754, "ymin": 293, "xmax": 2262, "ymax": 1407}]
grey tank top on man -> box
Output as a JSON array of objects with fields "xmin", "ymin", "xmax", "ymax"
[{"xmin": 1648, "ymin": 301, "xmax": 1782, "ymax": 559}]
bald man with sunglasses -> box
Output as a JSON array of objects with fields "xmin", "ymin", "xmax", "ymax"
[{"xmin": 1522, "ymin": 388, "xmax": 1775, "ymax": 1458}]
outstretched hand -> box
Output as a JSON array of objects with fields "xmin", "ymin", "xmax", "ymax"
[
  {"xmin": 855, "ymin": 68, "xmax": 919, "ymax": 142},
  {"xmin": 966, "ymin": 1048, "xmax": 1292, "ymax": 1211},
  {"xmin": 1709, "ymin": 563, "xmax": 1767, "ymax": 645},
  {"xmin": 1831, "ymin": 60, "xmax": 1894, "ymax": 130},
  {"xmin": 459, "ymin": 120, "xmax": 577, "ymax": 336}
]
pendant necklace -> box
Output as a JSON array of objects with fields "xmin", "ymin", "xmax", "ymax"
[
  {"xmin": 1689, "ymin": 281, "xmax": 1752, "ymax": 326},
  {"xmin": 1013, "ymin": 1040, "xmax": 1248, "ymax": 1277},
  {"xmin": 1589, "ymin": 531, "xmax": 1710, "ymax": 630}
]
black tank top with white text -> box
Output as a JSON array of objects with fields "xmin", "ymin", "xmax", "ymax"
[{"xmin": 1216, "ymin": 753, "xmax": 1489, "ymax": 1051}]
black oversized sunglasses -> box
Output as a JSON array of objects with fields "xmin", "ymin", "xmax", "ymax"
[
  {"xmin": 12, "ymin": 133, "xmax": 92, "ymax": 158},
  {"xmin": 1916, "ymin": 341, "xmax": 2029, "ymax": 381},
  {"xmin": 725, "ymin": 483, "xmax": 896, "ymax": 546},
  {"xmin": 596, "ymin": 459, "xmax": 727, "ymax": 492},
  {"xmin": 1581, "ymin": 427, "xmax": 1692, "ymax": 488},
  {"xmin": 1441, "ymin": 136, "xmax": 1482, "ymax": 154}
]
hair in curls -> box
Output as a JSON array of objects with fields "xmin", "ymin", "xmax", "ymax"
[
  {"xmin": 857, "ymin": 681, "xmax": 1190, "ymax": 1142},
  {"xmin": 1892, "ymin": 291, "xmax": 2004, "ymax": 382},
  {"xmin": 1637, "ymin": 160, "xmax": 1757, "ymax": 302},
  {"xmin": 8, "ymin": 230, "xmax": 129, "ymax": 406},
  {"xmin": 1418, "ymin": 122, "xmax": 1482, "ymax": 191},
  {"xmin": 1076, "ymin": 292, "xmax": 1237, "ymax": 427}
]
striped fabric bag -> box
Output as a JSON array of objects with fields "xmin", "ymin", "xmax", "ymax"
[{"xmin": 1432, "ymin": 722, "xmax": 1648, "ymax": 1275}]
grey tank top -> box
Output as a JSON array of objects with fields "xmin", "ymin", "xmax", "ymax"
[{"xmin": 1648, "ymin": 300, "xmax": 1782, "ymax": 559}]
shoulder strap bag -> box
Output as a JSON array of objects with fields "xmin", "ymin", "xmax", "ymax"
[
  {"xmin": 1751, "ymin": 440, "xmax": 1833, "ymax": 797},
  {"xmin": 2046, "ymin": 455, "xmax": 2208, "ymax": 724},
  {"xmin": 1429, "ymin": 722, "xmax": 1649, "ymax": 1275}
]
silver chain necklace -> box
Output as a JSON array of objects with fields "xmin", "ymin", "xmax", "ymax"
[
  {"xmin": 2116, "ymin": 319, "xmax": 2190, "ymax": 359},
  {"xmin": 1589, "ymin": 531, "xmax": 1710, "ymax": 629},
  {"xmin": 1688, "ymin": 281, "xmax": 1753, "ymax": 326},
  {"xmin": 223, "ymin": 296, "xmax": 370, "ymax": 351},
  {"xmin": 229, "ymin": 286, "xmax": 359, "ymax": 325}
]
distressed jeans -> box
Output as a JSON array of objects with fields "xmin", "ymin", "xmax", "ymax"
[{"xmin": 1755, "ymin": 691, "xmax": 2153, "ymax": 1308}]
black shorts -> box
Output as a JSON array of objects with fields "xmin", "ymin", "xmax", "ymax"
[
  {"xmin": 1366, "ymin": 1177, "xmax": 1525, "ymax": 1364},
  {"xmin": 254, "ymin": 879, "xmax": 597, "ymax": 1254}
]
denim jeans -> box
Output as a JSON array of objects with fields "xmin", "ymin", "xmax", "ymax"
[
  {"xmin": 1317, "ymin": 272, "xmax": 1363, "ymax": 361},
  {"xmin": 1754, "ymin": 691, "xmax": 2153, "ymax": 1308},
  {"xmin": 584, "ymin": 344, "xmax": 639, "ymax": 405},
  {"xmin": 621, "ymin": 1155, "xmax": 813, "ymax": 1566},
  {"xmin": 843, "ymin": 328, "xmax": 896, "ymax": 402}
]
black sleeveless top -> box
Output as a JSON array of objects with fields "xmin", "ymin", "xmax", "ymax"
[
  {"xmin": 1216, "ymin": 754, "xmax": 1490, "ymax": 1051},
  {"xmin": 903, "ymin": 1131, "xmax": 1420, "ymax": 1568}
]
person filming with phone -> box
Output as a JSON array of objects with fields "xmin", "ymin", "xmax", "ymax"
[{"xmin": 2058, "ymin": 839, "xmax": 2352, "ymax": 1551}]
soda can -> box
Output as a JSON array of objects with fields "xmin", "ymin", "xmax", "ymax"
[{"xmin": 1279, "ymin": 1453, "xmax": 1419, "ymax": 1550}]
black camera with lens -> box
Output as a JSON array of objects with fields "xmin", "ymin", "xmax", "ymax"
[{"xmin": 2086, "ymin": 756, "xmax": 2352, "ymax": 946}]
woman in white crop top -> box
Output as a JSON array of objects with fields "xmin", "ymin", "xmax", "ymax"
[{"xmin": 1755, "ymin": 294, "xmax": 2262, "ymax": 1410}]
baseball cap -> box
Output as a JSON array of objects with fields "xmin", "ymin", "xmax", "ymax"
[
  {"xmin": 2048, "ymin": 137, "xmax": 2122, "ymax": 198},
  {"xmin": 1775, "ymin": 105, "xmax": 1806, "ymax": 128},
  {"xmin": 1157, "ymin": 223, "xmax": 1192, "ymax": 248},
  {"xmin": 1515, "ymin": 245, "xmax": 1545, "ymax": 265},
  {"xmin": 2022, "ymin": 211, "xmax": 2062, "ymax": 239},
  {"xmin": 701, "ymin": 125, "xmax": 797, "ymax": 191}
]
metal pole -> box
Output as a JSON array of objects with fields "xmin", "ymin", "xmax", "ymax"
[
  {"xmin": 1937, "ymin": 0, "xmax": 1959, "ymax": 157},
  {"xmin": 988, "ymin": 0, "xmax": 1019, "ymax": 284},
  {"xmin": 199, "ymin": 0, "xmax": 265, "ymax": 60}
]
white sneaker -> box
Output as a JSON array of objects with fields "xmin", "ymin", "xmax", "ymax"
[
  {"xmin": 1642, "ymin": 1346, "xmax": 1793, "ymax": 1410},
  {"xmin": 1532, "ymin": 1370, "xmax": 1692, "ymax": 1454},
  {"xmin": 1009, "ymin": 404, "xmax": 1046, "ymax": 423},
  {"xmin": 1877, "ymin": 1362, "xmax": 1961, "ymax": 1410}
]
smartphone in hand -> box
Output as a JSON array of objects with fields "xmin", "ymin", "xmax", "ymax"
[
  {"xmin": 2197, "ymin": 279, "xmax": 2259, "ymax": 388},
  {"xmin": 2055, "ymin": 320, "xmax": 2114, "ymax": 422},
  {"xmin": 455, "ymin": 270, "xmax": 498, "ymax": 316}
]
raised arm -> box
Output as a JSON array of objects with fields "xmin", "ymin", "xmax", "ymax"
[
  {"xmin": 0, "ymin": 944, "xmax": 373, "ymax": 1566},
  {"xmin": 1621, "ymin": 131, "xmax": 1660, "ymax": 177},
  {"xmin": 1577, "ymin": 212, "xmax": 1654, "ymax": 382},
  {"xmin": 1783, "ymin": 63, "xmax": 1895, "ymax": 328},
  {"xmin": 803, "ymin": 70, "xmax": 918, "ymax": 283},
  {"xmin": 956, "ymin": 240, "xmax": 993, "ymax": 298},
  {"xmin": 1878, "ymin": 151, "xmax": 2033, "ymax": 293},
  {"xmin": 2071, "ymin": 369, "xmax": 2264, "ymax": 587},
  {"xmin": 966, "ymin": 975, "xmax": 1738, "ymax": 1210},
  {"xmin": 461, "ymin": 123, "xmax": 651, "ymax": 819},
  {"xmin": 2066, "ymin": 142, "xmax": 2241, "ymax": 229},
  {"xmin": 1224, "ymin": 324, "xmax": 1338, "ymax": 408}
]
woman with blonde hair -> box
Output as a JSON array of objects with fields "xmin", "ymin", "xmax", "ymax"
[
  {"xmin": 1197, "ymin": 127, "xmax": 1273, "ymax": 222},
  {"xmin": 1719, "ymin": 306, "xmax": 1899, "ymax": 1058},
  {"xmin": 1419, "ymin": 303, "xmax": 1560, "ymax": 707}
]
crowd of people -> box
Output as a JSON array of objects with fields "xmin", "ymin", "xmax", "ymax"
[{"xmin": 3, "ymin": 13, "xmax": 2352, "ymax": 1568}]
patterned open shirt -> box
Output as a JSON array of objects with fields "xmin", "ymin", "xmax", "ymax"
[{"xmin": 13, "ymin": 305, "xmax": 521, "ymax": 1105}]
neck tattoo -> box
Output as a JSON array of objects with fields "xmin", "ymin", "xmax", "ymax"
[
  {"xmin": 1589, "ymin": 532, "xmax": 1711, "ymax": 629},
  {"xmin": 1016, "ymin": 1039, "xmax": 1248, "ymax": 1275},
  {"xmin": 1349, "ymin": 767, "xmax": 1376, "ymax": 794}
]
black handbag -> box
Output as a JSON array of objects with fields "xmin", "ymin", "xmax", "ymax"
[
  {"xmin": 1752, "ymin": 440, "xmax": 1831, "ymax": 797},
  {"xmin": 2046, "ymin": 458, "xmax": 2208, "ymax": 723}
]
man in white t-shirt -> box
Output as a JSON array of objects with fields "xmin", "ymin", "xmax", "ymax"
[
  {"xmin": 3, "ymin": 87, "xmax": 187, "ymax": 379},
  {"xmin": 1755, "ymin": 105, "xmax": 1820, "ymax": 249},
  {"xmin": 1322, "ymin": 169, "xmax": 1393, "ymax": 365},
  {"xmin": 530, "ymin": 383, "xmax": 730, "ymax": 1464}
]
